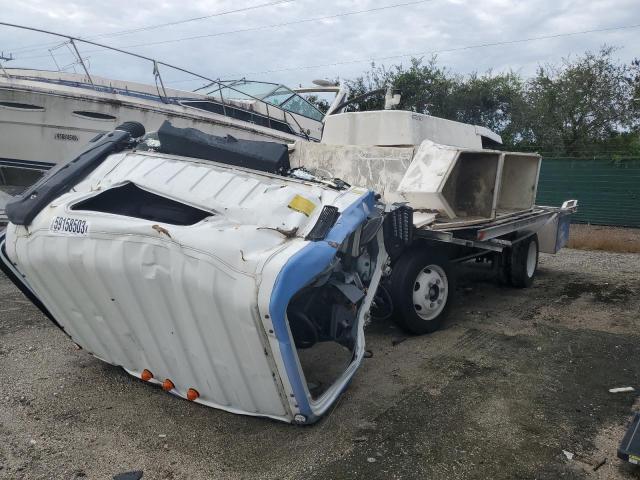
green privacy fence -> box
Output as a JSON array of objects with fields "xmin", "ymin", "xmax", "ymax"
[{"xmin": 536, "ymin": 157, "xmax": 640, "ymax": 228}]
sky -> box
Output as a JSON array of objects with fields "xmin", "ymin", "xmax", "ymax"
[{"xmin": 0, "ymin": 0, "xmax": 638, "ymax": 90}]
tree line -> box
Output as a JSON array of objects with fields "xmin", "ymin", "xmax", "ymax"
[{"xmin": 314, "ymin": 47, "xmax": 640, "ymax": 157}]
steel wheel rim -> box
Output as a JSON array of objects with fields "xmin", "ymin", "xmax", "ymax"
[
  {"xmin": 412, "ymin": 264, "xmax": 448, "ymax": 321},
  {"xmin": 526, "ymin": 241, "xmax": 537, "ymax": 278}
]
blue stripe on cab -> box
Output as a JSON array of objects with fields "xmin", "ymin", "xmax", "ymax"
[{"xmin": 268, "ymin": 191, "xmax": 375, "ymax": 422}]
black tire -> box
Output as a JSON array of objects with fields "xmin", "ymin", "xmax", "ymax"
[
  {"xmin": 389, "ymin": 247, "xmax": 456, "ymax": 335},
  {"xmin": 509, "ymin": 234, "xmax": 539, "ymax": 288},
  {"xmin": 493, "ymin": 248, "xmax": 512, "ymax": 286}
]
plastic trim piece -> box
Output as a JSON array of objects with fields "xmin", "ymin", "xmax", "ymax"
[
  {"xmin": 156, "ymin": 121, "xmax": 290, "ymax": 175},
  {"xmin": 5, "ymin": 127, "xmax": 136, "ymax": 226},
  {"xmin": 305, "ymin": 205, "xmax": 339, "ymax": 241}
]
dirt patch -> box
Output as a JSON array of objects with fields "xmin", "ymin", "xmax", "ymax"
[
  {"xmin": 560, "ymin": 280, "xmax": 635, "ymax": 304},
  {"xmin": 568, "ymin": 224, "xmax": 640, "ymax": 254},
  {"xmin": 308, "ymin": 326, "xmax": 640, "ymax": 480}
]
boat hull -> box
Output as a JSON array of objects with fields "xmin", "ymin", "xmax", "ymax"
[
  {"xmin": 0, "ymin": 69, "xmax": 321, "ymax": 192},
  {"xmin": 0, "ymin": 85, "xmax": 299, "ymax": 169}
]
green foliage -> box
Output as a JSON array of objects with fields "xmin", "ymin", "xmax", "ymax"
[
  {"xmin": 448, "ymin": 71, "xmax": 527, "ymax": 146},
  {"xmin": 341, "ymin": 48, "xmax": 640, "ymax": 157},
  {"xmin": 630, "ymin": 58, "xmax": 640, "ymax": 115},
  {"xmin": 304, "ymin": 94, "xmax": 331, "ymax": 114},
  {"xmin": 341, "ymin": 62, "xmax": 395, "ymax": 111},
  {"xmin": 393, "ymin": 58, "xmax": 456, "ymax": 115},
  {"xmin": 524, "ymin": 47, "xmax": 637, "ymax": 155}
]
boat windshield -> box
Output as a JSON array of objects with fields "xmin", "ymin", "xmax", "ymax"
[{"xmin": 210, "ymin": 81, "xmax": 324, "ymax": 122}]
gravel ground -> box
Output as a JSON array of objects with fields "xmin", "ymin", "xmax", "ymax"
[{"xmin": 1, "ymin": 248, "xmax": 640, "ymax": 480}]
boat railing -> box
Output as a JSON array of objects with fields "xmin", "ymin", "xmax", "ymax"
[{"xmin": 0, "ymin": 22, "xmax": 309, "ymax": 138}]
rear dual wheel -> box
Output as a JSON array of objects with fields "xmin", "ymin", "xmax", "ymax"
[
  {"xmin": 495, "ymin": 234, "xmax": 539, "ymax": 288},
  {"xmin": 509, "ymin": 234, "xmax": 539, "ymax": 288}
]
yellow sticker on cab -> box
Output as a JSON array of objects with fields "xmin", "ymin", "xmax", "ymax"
[{"xmin": 288, "ymin": 194, "xmax": 316, "ymax": 217}]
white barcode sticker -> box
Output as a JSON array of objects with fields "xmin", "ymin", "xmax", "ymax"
[{"xmin": 50, "ymin": 216, "xmax": 89, "ymax": 236}]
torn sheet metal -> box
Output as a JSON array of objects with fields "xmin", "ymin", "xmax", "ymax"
[
  {"xmin": 290, "ymin": 141, "xmax": 414, "ymax": 204},
  {"xmin": 292, "ymin": 139, "xmax": 541, "ymax": 224},
  {"xmin": 2, "ymin": 145, "xmax": 387, "ymax": 424}
]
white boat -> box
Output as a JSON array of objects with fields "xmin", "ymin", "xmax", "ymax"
[{"xmin": 0, "ymin": 23, "xmax": 346, "ymax": 192}]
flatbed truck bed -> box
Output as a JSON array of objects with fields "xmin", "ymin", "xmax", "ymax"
[{"xmin": 379, "ymin": 201, "xmax": 577, "ymax": 334}]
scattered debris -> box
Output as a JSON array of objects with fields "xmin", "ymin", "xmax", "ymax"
[
  {"xmin": 363, "ymin": 350, "xmax": 373, "ymax": 358},
  {"xmin": 609, "ymin": 387, "xmax": 635, "ymax": 393},
  {"xmin": 257, "ymin": 226, "xmax": 299, "ymax": 238},
  {"xmin": 618, "ymin": 413, "xmax": 640, "ymax": 465},
  {"xmin": 367, "ymin": 457, "xmax": 377, "ymax": 463},
  {"xmin": 563, "ymin": 449, "xmax": 609, "ymax": 470},
  {"xmin": 353, "ymin": 436, "xmax": 368, "ymax": 443},
  {"xmin": 151, "ymin": 224, "xmax": 171, "ymax": 238},
  {"xmin": 593, "ymin": 458, "xmax": 606, "ymax": 471},
  {"xmin": 113, "ymin": 472, "xmax": 143, "ymax": 480}
]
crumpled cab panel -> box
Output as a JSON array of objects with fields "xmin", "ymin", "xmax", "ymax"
[{"xmin": 2, "ymin": 150, "xmax": 387, "ymax": 423}]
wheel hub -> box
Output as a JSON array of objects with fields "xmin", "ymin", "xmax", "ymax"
[
  {"xmin": 428, "ymin": 285, "xmax": 439, "ymax": 300},
  {"xmin": 412, "ymin": 265, "xmax": 448, "ymax": 321}
]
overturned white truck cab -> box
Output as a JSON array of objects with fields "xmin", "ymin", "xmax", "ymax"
[{"xmin": 0, "ymin": 122, "xmax": 407, "ymax": 424}]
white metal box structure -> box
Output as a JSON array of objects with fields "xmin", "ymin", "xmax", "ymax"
[
  {"xmin": 397, "ymin": 142, "xmax": 541, "ymax": 220},
  {"xmin": 497, "ymin": 153, "xmax": 542, "ymax": 212},
  {"xmin": 1, "ymin": 147, "xmax": 387, "ymax": 424},
  {"xmin": 321, "ymin": 110, "xmax": 502, "ymax": 148},
  {"xmin": 291, "ymin": 139, "xmax": 541, "ymax": 224}
]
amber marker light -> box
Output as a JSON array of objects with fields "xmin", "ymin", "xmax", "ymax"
[
  {"xmin": 141, "ymin": 369, "xmax": 153, "ymax": 382},
  {"xmin": 162, "ymin": 379, "xmax": 175, "ymax": 391},
  {"xmin": 187, "ymin": 388, "xmax": 200, "ymax": 401}
]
